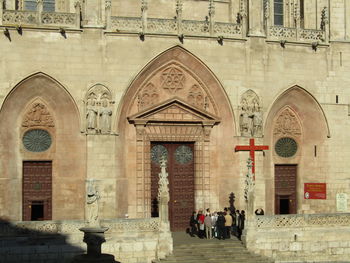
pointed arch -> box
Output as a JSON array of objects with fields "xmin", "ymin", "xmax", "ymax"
[
  {"xmin": 114, "ymin": 46, "xmax": 237, "ymax": 218},
  {"xmin": 265, "ymin": 85, "xmax": 330, "ymax": 139},
  {"xmin": 116, "ymin": 45, "xmax": 235, "ymax": 132},
  {"xmin": 0, "ymin": 72, "xmax": 85, "ymax": 221}
]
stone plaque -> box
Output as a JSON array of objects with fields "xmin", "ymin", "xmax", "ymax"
[{"xmin": 336, "ymin": 193, "xmax": 348, "ymax": 212}]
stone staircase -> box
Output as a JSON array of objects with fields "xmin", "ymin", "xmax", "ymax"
[{"xmin": 153, "ymin": 233, "xmax": 274, "ymax": 263}]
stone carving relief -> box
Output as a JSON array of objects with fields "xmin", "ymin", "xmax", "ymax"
[
  {"xmin": 22, "ymin": 102, "xmax": 54, "ymax": 128},
  {"xmin": 239, "ymin": 90, "xmax": 263, "ymax": 137},
  {"xmin": 273, "ymin": 108, "xmax": 301, "ymax": 137},
  {"xmin": 138, "ymin": 83, "xmax": 159, "ymax": 111},
  {"xmin": 161, "ymin": 67, "xmax": 185, "ymax": 94},
  {"xmin": 187, "ymin": 84, "xmax": 208, "ymax": 110},
  {"xmin": 85, "ymin": 85, "xmax": 113, "ymax": 134}
]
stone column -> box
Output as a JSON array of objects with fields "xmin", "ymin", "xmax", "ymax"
[
  {"xmin": 74, "ymin": 0, "xmax": 82, "ymax": 28},
  {"xmin": 105, "ymin": 0, "xmax": 111, "ymax": 30},
  {"xmin": 176, "ymin": 0, "xmax": 183, "ymax": 37},
  {"xmin": 321, "ymin": 6, "xmax": 329, "ymax": 44},
  {"xmin": 156, "ymin": 156, "xmax": 173, "ymax": 259},
  {"xmin": 141, "ymin": 0, "xmax": 148, "ymax": 35},
  {"xmin": 248, "ymin": 0, "xmax": 264, "ymax": 36},
  {"xmin": 0, "ymin": 0, "xmax": 3, "ymax": 27},
  {"xmin": 239, "ymin": 0, "xmax": 248, "ymax": 37},
  {"xmin": 263, "ymin": 0, "xmax": 270, "ymax": 37},
  {"xmin": 208, "ymin": 0, "xmax": 215, "ymax": 36},
  {"xmin": 37, "ymin": 0, "xmax": 43, "ymax": 25}
]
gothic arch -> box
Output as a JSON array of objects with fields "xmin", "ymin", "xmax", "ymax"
[
  {"xmin": 115, "ymin": 46, "xmax": 237, "ymax": 218},
  {"xmin": 263, "ymin": 85, "xmax": 330, "ymax": 214},
  {"xmin": 0, "ymin": 72, "xmax": 85, "ymax": 220}
]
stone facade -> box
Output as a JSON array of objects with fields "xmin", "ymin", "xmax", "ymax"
[{"xmin": 1, "ymin": 0, "xmax": 350, "ymax": 261}]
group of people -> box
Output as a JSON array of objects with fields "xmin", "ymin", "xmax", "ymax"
[{"xmin": 189, "ymin": 208, "xmax": 246, "ymax": 240}]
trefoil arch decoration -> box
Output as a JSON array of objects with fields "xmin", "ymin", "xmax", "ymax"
[{"xmin": 85, "ymin": 84, "xmax": 114, "ymax": 134}]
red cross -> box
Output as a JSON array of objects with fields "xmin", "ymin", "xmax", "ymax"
[{"xmin": 235, "ymin": 138, "xmax": 269, "ymax": 175}]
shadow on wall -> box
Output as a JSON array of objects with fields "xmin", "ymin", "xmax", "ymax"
[{"xmin": 0, "ymin": 218, "xmax": 84, "ymax": 263}]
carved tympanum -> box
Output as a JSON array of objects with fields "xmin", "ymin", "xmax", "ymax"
[
  {"xmin": 273, "ymin": 108, "xmax": 301, "ymax": 136},
  {"xmin": 138, "ymin": 83, "xmax": 159, "ymax": 110},
  {"xmin": 161, "ymin": 67, "xmax": 185, "ymax": 94},
  {"xmin": 22, "ymin": 103, "xmax": 54, "ymax": 128}
]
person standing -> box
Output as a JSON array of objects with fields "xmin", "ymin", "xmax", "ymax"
[
  {"xmin": 216, "ymin": 212, "xmax": 226, "ymax": 240},
  {"xmin": 224, "ymin": 212, "xmax": 233, "ymax": 239},
  {"xmin": 189, "ymin": 211, "xmax": 197, "ymax": 237},
  {"xmin": 204, "ymin": 213, "xmax": 213, "ymax": 239},
  {"xmin": 197, "ymin": 210, "xmax": 205, "ymax": 238},
  {"xmin": 238, "ymin": 210, "xmax": 245, "ymax": 241}
]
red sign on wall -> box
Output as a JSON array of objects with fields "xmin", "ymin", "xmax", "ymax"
[{"xmin": 304, "ymin": 183, "xmax": 326, "ymax": 199}]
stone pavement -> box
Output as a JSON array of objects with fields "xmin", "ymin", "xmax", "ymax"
[{"xmin": 153, "ymin": 232, "xmax": 274, "ymax": 263}]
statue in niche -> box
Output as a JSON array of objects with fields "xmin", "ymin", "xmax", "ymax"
[
  {"xmin": 86, "ymin": 179, "xmax": 100, "ymax": 227},
  {"xmin": 239, "ymin": 99, "xmax": 253, "ymax": 137},
  {"xmin": 240, "ymin": 90, "xmax": 263, "ymax": 137},
  {"xmin": 252, "ymin": 100, "xmax": 263, "ymax": 137},
  {"xmin": 86, "ymin": 93, "xmax": 98, "ymax": 133},
  {"xmin": 99, "ymin": 94, "xmax": 112, "ymax": 134}
]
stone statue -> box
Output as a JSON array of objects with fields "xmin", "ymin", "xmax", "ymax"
[
  {"xmin": 158, "ymin": 155, "xmax": 170, "ymax": 225},
  {"xmin": 240, "ymin": 100, "xmax": 253, "ymax": 137},
  {"xmin": 99, "ymin": 95, "xmax": 112, "ymax": 134},
  {"xmin": 252, "ymin": 102, "xmax": 263, "ymax": 137},
  {"xmin": 86, "ymin": 179, "xmax": 100, "ymax": 227},
  {"xmin": 86, "ymin": 94, "xmax": 98, "ymax": 133}
]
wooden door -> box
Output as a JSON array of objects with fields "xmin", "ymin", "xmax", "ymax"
[
  {"xmin": 151, "ymin": 142, "xmax": 195, "ymax": 231},
  {"xmin": 23, "ymin": 161, "xmax": 52, "ymax": 221},
  {"xmin": 275, "ymin": 165, "xmax": 297, "ymax": 214}
]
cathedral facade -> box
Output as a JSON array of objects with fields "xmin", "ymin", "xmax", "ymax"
[{"xmin": 0, "ymin": 0, "xmax": 349, "ymax": 238}]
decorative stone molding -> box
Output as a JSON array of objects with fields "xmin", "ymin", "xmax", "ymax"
[
  {"xmin": 138, "ymin": 83, "xmax": 159, "ymax": 111},
  {"xmin": 22, "ymin": 102, "xmax": 54, "ymax": 128},
  {"xmin": 255, "ymin": 213, "xmax": 350, "ymax": 229},
  {"xmin": 273, "ymin": 107, "xmax": 301, "ymax": 137},
  {"xmin": 187, "ymin": 84, "xmax": 207, "ymax": 110}
]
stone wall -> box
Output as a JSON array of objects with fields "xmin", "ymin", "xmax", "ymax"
[
  {"xmin": 0, "ymin": 218, "xmax": 171, "ymax": 263},
  {"xmin": 245, "ymin": 213, "xmax": 350, "ymax": 262}
]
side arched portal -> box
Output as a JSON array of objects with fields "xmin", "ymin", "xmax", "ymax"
[
  {"xmin": 116, "ymin": 46, "xmax": 236, "ymax": 225},
  {"xmin": 0, "ymin": 73, "xmax": 85, "ymax": 221},
  {"xmin": 264, "ymin": 85, "xmax": 329, "ymax": 215}
]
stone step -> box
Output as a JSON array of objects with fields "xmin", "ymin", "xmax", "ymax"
[{"xmin": 154, "ymin": 233, "xmax": 274, "ymax": 263}]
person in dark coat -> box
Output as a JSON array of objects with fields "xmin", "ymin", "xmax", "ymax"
[
  {"xmin": 216, "ymin": 212, "xmax": 226, "ymax": 240},
  {"xmin": 238, "ymin": 210, "xmax": 245, "ymax": 240},
  {"xmin": 189, "ymin": 211, "xmax": 197, "ymax": 237}
]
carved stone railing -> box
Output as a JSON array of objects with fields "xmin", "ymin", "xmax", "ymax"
[
  {"xmin": 0, "ymin": 218, "xmax": 160, "ymax": 237},
  {"xmin": 268, "ymin": 26, "xmax": 326, "ymax": 43},
  {"xmin": 2, "ymin": 10, "xmax": 38, "ymax": 25},
  {"xmin": 41, "ymin": 12, "xmax": 76, "ymax": 27},
  {"xmin": 255, "ymin": 213, "xmax": 350, "ymax": 229},
  {"xmin": 110, "ymin": 16, "xmax": 243, "ymax": 38},
  {"xmin": 2, "ymin": 9, "xmax": 79, "ymax": 28}
]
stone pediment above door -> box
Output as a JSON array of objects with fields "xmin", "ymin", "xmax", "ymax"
[{"xmin": 127, "ymin": 97, "xmax": 220, "ymax": 126}]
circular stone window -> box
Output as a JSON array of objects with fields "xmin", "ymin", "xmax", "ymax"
[
  {"xmin": 275, "ymin": 137, "xmax": 298, "ymax": 158},
  {"xmin": 23, "ymin": 129, "xmax": 52, "ymax": 152},
  {"xmin": 151, "ymin": 145, "xmax": 168, "ymax": 164},
  {"xmin": 175, "ymin": 145, "xmax": 193, "ymax": 164}
]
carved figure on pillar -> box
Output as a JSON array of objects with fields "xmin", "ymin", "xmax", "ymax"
[
  {"xmin": 158, "ymin": 155, "xmax": 170, "ymax": 224},
  {"xmin": 86, "ymin": 179, "xmax": 100, "ymax": 227},
  {"xmin": 244, "ymin": 157, "xmax": 255, "ymax": 218},
  {"xmin": 86, "ymin": 93, "xmax": 98, "ymax": 133},
  {"xmin": 239, "ymin": 100, "xmax": 253, "ymax": 137},
  {"xmin": 240, "ymin": 90, "xmax": 263, "ymax": 137},
  {"xmin": 99, "ymin": 94, "xmax": 112, "ymax": 134},
  {"xmin": 252, "ymin": 101, "xmax": 263, "ymax": 137}
]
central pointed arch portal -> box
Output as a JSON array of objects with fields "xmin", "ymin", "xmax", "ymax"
[{"xmin": 117, "ymin": 46, "xmax": 236, "ymax": 229}]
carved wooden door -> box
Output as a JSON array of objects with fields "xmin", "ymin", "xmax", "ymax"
[
  {"xmin": 151, "ymin": 142, "xmax": 195, "ymax": 231},
  {"xmin": 23, "ymin": 161, "xmax": 52, "ymax": 221},
  {"xmin": 275, "ymin": 165, "xmax": 297, "ymax": 214}
]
